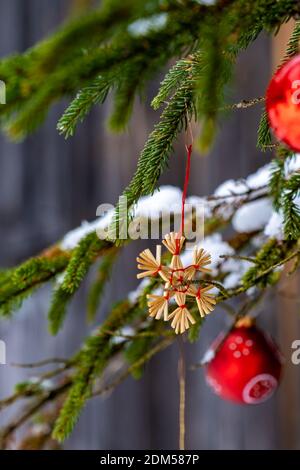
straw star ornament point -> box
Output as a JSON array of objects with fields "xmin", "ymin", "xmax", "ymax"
[{"xmin": 137, "ymin": 232, "xmax": 216, "ymax": 334}]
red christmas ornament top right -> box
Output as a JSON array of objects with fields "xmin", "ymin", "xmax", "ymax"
[{"xmin": 266, "ymin": 54, "xmax": 300, "ymax": 151}]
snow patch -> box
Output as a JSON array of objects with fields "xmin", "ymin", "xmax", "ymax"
[
  {"xmin": 61, "ymin": 210, "xmax": 113, "ymax": 251},
  {"xmin": 232, "ymin": 198, "xmax": 273, "ymax": 233},
  {"xmin": 128, "ymin": 278, "xmax": 151, "ymax": 304},
  {"xmin": 285, "ymin": 153, "xmax": 300, "ymax": 175},
  {"xmin": 111, "ymin": 326, "xmax": 136, "ymax": 345},
  {"xmin": 201, "ymin": 348, "xmax": 216, "ymax": 365},
  {"xmin": 128, "ymin": 14, "xmax": 167, "ymax": 37},
  {"xmin": 181, "ymin": 233, "xmax": 234, "ymax": 271},
  {"xmin": 135, "ymin": 186, "xmax": 182, "ymax": 218},
  {"xmin": 264, "ymin": 211, "xmax": 284, "ymax": 239},
  {"xmin": 221, "ymin": 258, "xmax": 252, "ymax": 289},
  {"xmin": 214, "ymin": 179, "xmax": 248, "ymax": 199}
]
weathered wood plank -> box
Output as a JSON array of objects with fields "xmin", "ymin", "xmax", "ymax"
[{"xmin": 1, "ymin": 0, "xmax": 299, "ymax": 450}]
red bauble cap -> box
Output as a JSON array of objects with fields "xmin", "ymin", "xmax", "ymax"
[
  {"xmin": 266, "ymin": 54, "xmax": 300, "ymax": 151},
  {"xmin": 205, "ymin": 319, "xmax": 283, "ymax": 404}
]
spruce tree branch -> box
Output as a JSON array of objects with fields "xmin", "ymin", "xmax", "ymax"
[
  {"xmin": 0, "ymin": 363, "xmax": 74, "ymax": 411},
  {"xmin": 0, "ymin": 335, "xmax": 173, "ymax": 447},
  {"xmin": 2, "ymin": 0, "xmax": 300, "ymax": 139},
  {"xmin": 236, "ymin": 289, "xmax": 266, "ymax": 320},
  {"xmin": 0, "ymin": 341, "xmax": 129, "ymax": 442},
  {"xmin": 219, "ymin": 254, "xmax": 258, "ymax": 264},
  {"xmin": 0, "ymin": 380, "xmax": 72, "ymax": 448},
  {"xmin": 102, "ymin": 329, "xmax": 174, "ymax": 340},
  {"xmin": 11, "ymin": 358, "xmax": 69, "ymax": 368},
  {"xmin": 1, "ymin": 238, "xmax": 299, "ymax": 442},
  {"xmin": 0, "ymin": 167, "xmax": 293, "ymax": 322},
  {"xmin": 253, "ymin": 249, "xmax": 300, "ymax": 280},
  {"xmin": 92, "ymin": 336, "xmax": 174, "ymax": 398},
  {"xmin": 224, "ymin": 96, "xmax": 265, "ymax": 110},
  {"xmin": 217, "ymin": 247, "xmax": 300, "ymax": 302},
  {"xmin": 207, "ymin": 185, "xmax": 268, "ymax": 201}
]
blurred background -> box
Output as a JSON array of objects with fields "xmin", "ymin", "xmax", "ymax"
[{"xmin": 0, "ymin": 0, "xmax": 300, "ymax": 450}]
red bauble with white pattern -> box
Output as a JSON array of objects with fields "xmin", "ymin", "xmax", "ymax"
[
  {"xmin": 205, "ymin": 319, "xmax": 283, "ymax": 404},
  {"xmin": 266, "ymin": 55, "xmax": 300, "ymax": 151}
]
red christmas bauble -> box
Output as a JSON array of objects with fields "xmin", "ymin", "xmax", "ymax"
[
  {"xmin": 266, "ymin": 54, "xmax": 300, "ymax": 151},
  {"xmin": 205, "ymin": 319, "xmax": 283, "ymax": 404}
]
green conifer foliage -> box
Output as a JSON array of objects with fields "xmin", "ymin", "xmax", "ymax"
[{"xmin": 1, "ymin": 0, "xmax": 300, "ymax": 444}]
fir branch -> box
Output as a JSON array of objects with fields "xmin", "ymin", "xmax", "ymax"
[
  {"xmin": 48, "ymin": 289, "xmax": 74, "ymax": 336},
  {"xmin": 2, "ymin": 0, "xmax": 300, "ymax": 139},
  {"xmin": 1, "ymin": 335, "xmax": 174, "ymax": 447},
  {"xmin": 219, "ymin": 254, "xmax": 258, "ymax": 264},
  {"xmin": 11, "ymin": 357, "xmax": 69, "ymax": 368},
  {"xmin": 242, "ymin": 238, "xmax": 289, "ymax": 288},
  {"xmin": 247, "ymin": 0, "xmax": 300, "ymax": 31},
  {"xmin": 225, "ymin": 96, "xmax": 265, "ymax": 111},
  {"xmin": 111, "ymin": 63, "xmax": 196, "ymax": 239},
  {"xmin": 269, "ymin": 157, "xmax": 285, "ymax": 210},
  {"xmin": 124, "ymin": 322, "xmax": 163, "ymax": 379},
  {"xmin": 282, "ymin": 19, "xmax": 300, "ymax": 63},
  {"xmin": 57, "ymin": 75, "xmax": 114, "ymax": 138},
  {"xmin": 282, "ymin": 173, "xmax": 300, "ymax": 240},
  {"xmin": 194, "ymin": 15, "xmax": 233, "ymax": 153},
  {"xmin": 58, "ymin": 43, "xmax": 188, "ymax": 138},
  {"xmin": 151, "ymin": 56, "xmax": 193, "ymax": 110},
  {"xmin": 2, "ymin": 236, "xmax": 300, "ymax": 443},
  {"xmin": 0, "ymin": 380, "xmax": 71, "ymax": 448},
  {"xmin": 52, "ymin": 345, "xmax": 111, "ymax": 441},
  {"xmin": 33, "ymin": 0, "xmax": 142, "ymax": 71},
  {"xmin": 187, "ymin": 308, "xmax": 204, "ymax": 343},
  {"xmin": 0, "ymin": 254, "xmax": 69, "ymax": 317},
  {"xmin": 87, "ymin": 249, "xmax": 118, "ymax": 322},
  {"xmin": 124, "ymin": 334, "xmax": 154, "ymax": 379},
  {"xmin": 0, "ymin": 0, "xmax": 153, "ymax": 112},
  {"xmin": 52, "ymin": 300, "xmax": 142, "ymax": 442},
  {"xmin": 108, "ymin": 55, "xmax": 167, "ymax": 132},
  {"xmin": 60, "ymin": 233, "xmax": 108, "ymax": 294},
  {"xmin": 93, "ymin": 336, "xmax": 174, "ymax": 397},
  {"xmin": 269, "ymin": 147, "xmax": 295, "ymax": 212},
  {"xmin": 1, "ymin": 5, "xmax": 200, "ymax": 139},
  {"xmin": 0, "ymin": 166, "xmax": 285, "ymax": 320},
  {"xmin": 48, "ymin": 233, "xmax": 110, "ymax": 334},
  {"xmin": 257, "ymin": 110, "xmax": 272, "ymax": 150},
  {"xmin": 107, "ymin": 70, "xmax": 140, "ymax": 132}
]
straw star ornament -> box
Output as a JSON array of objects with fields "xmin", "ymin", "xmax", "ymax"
[{"xmin": 137, "ymin": 232, "xmax": 216, "ymax": 334}]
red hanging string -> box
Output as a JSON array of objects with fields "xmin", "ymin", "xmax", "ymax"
[
  {"xmin": 175, "ymin": 142, "xmax": 193, "ymax": 254},
  {"xmin": 180, "ymin": 143, "xmax": 193, "ymax": 237}
]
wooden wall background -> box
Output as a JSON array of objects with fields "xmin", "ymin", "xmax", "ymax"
[{"xmin": 0, "ymin": 0, "xmax": 300, "ymax": 450}]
